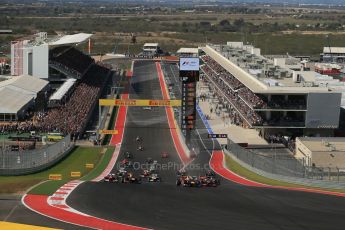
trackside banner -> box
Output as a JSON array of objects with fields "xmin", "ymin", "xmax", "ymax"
[
  {"xmin": 49, "ymin": 174, "xmax": 62, "ymax": 180},
  {"xmin": 99, "ymin": 99, "xmax": 181, "ymax": 106},
  {"xmin": 99, "ymin": 130, "xmax": 118, "ymax": 135}
]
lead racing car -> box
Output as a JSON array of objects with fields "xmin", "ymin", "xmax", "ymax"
[{"xmin": 176, "ymin": 171, "xmax": 220, "ymax": 188}]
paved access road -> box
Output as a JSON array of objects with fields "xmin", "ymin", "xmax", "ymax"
[{"xmin": 66, "ymin": 61, "xmax": 345, "ymax": 230}]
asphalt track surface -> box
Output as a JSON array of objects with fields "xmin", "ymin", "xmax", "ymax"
[
  {"xmin": 64, "ymin": 60, "xmax": 345, "ymax": 230},
  {"xmin": 3, "ymin": 60, "xmax": 345, "ymax": 230},
  {"xmin": 0, "ymin": 196, "xmax": 89, "ymax": 229}
]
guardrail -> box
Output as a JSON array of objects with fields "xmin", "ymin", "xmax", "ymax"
[{"xmin": 0, "ymin": 134, "xmax": 74, "ymax": 176}]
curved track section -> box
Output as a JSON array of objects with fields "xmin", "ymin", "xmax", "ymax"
[{"xmin": 65, "ymin": 61, "xmax": 345, "ymax": 230}]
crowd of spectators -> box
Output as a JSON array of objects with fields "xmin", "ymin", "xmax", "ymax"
[
  {"xmin": 202, "ymin": 55, "xmax": 267, "ymax": 109},
  {"xmin": 0, "ymin": 121, "xmax": 36, "ymax": 134},
  {"xmin": 201, "ymin": 55, "xmax": 243, "ymax": 90},
  {"xmin": 0, "ymin": 64, "xmax": 110, "ymax": 139},
  {"xmin": 201, "ymin": 64, "xmax": 263, "ymax": 126},
  {"xmin": 262, "ymin": 132, "xmax": 296, "ymax": 153},
  {"xmin": 202, "ymin": 55, "xmax": 307, "ymax": 110},
  {"xmin": 238, "ymin": 87, "xmax": 267, "ymax": 109},
  {"xmin": 263, "ymin": 133, "xmax": 287, "ymax": 144},
  {"xmin": 37, "ymin": 64, "xmax": 109, "ymax": 137}
]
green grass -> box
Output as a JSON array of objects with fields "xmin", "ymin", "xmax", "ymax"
[
  {"xmin": 82, "ymin": 147, "xmax": 115, "ymax": 181},
  {"xmin": 166, "ymin": 32, "xmax": 345, "ymax": 58},
  {"xmin": 102, "ymin": 106, "xmax": 118, "ymax": 145},
  {"xmin": 28, "ymin": 180, "xmax": 69, "ymax": 196},
  {"xmin": 224, "ymin": 154, "xmax": 345, "ymax": 193},
  {"xmin": 27, "ymin": 146, "xmax": 115, "ymax": 195},
  {"xmin": 0, "ymin": 147, "xmax": 104, "ymax": 194}
]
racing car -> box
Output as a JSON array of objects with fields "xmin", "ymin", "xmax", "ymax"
[
  {"xmin": 161, "ymin": 152, "xmax": 169, "ymax": 158},
  {"xmin": 148, "ymin": 160, "xmax": 158, "ymax": 172},
  {"xmin": 123, "ymin": 173, "xmax": 141, "ymax": 184},
  {"xmin": 120, "ymin": 159, "xmax": 133, "ymax": 168},
  {"xmin": 123, "ymin": 151, "xmax": 133, "ymax": 159},
  {"xmin": 176, "ymin": 175, "xmax": 201, "ymax": 187},
  {"xmin": 147, "ymin": 173, "xmax": 161, "ymax": 182},
  {"xmin": 176, "ymin": 171, "xmax": 220, "ymax": 187},
  {"xmin": 104, "ymin": 173, "xmax": 117, "ymax": 182},
  {"xmin": 146, "ymin": 157, "xmax": 153, "ymax": 164},
  {"xmin": 136, "ymin": 136, "xmax": 141, "ymax": 142},
  {"xmin": 199, "ymin": 175, "xmax": 220, "ymax": 187},
  {"xmin": 205, "ymin": 170, "xmax": 216, "ymax": 178},
  {"xmin": 140, "ymin": 169, "xmax": 152, "ymax": 178},
  {"xmin": 104, "ymin": 172, "xmax": 125, "ymax": 183}
]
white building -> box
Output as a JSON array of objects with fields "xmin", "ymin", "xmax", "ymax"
[
  {"xmin": 295, "ymin": 137, "xmax": 345, "ymax": 168},
  {"xmin": 0, "ymin": 75, "xmax": 48, "ymax": 121},
  {"xmin": 11, "ymin": 32, "xmax": 92, "ymax": 79},
  {"xmin": 321, "ymin": 47, "xmax": 345, "ymax": 63},
  {"xmin": 142, "ymin": 43, "xmax": 160, "ymax": 56},
  {"xmin": 200, "ymin": 42, "xmax": 342, "ymax": 137}
]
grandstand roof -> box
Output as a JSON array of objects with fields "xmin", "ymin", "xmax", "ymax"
[
  {"xmin": 202, "ymin": 45, "xmax": 330, "ymax": 94},
  {"xmin": 143, "ymin": 43, "xmax": 159, "ymax": 47},
  {"xmin": 0, "ymin": 87, "xmax": 33, "ymax": 114},
  {"xmin": 177, "ymin": 48, "xmax": 199, "ymax": 54},
  {"xmin": 0, "ymin": 75, "xmax": 48, "ymax": 96},
  {"xmin": 50, "ymin": 78, "xmax": 76, "ymax": 101},
  {"xmin": 49, "ymin": 33, "xmax": 92, "ymax": 46},
  {"xmin": 323, "ymin": 47, "xmax": 345, "ymax": 54}
]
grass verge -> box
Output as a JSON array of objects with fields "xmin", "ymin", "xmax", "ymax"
[
  {"xmin": 102, "ymin": 105, "xmax": 118, "ymax": 145},
  {"xmin": 28, "ymin": 180, "xmax": 68, "ymax": 196},
  {"xmin": 26, "ymin": 146, "xmax": 115, "ymax": 196},
  {"xmin": 224, "ymin": 154, "xmax": 345, "ymax": 193},
  {"xmin": 82, "ymin": 147, "xmax": 115, "ymax": 181},
  {"xmin": 0, "ymin": 147, "xmax": 105, "ymax": 195}
]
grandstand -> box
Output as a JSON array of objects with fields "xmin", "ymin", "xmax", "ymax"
[
  {"xmin": 200, "ymin": 42, "xmax": 342, "ymax": 139},
  {"xmin": 49, "ymin": 45, "xmax": 94, "ymax": 79},
  {"xmin": 2, "ymin": 32, "xmax": 112, "ymax": 141},
  {"xmin": 11, "ymin": 32, "xmax": 93, "ymax": 80}
]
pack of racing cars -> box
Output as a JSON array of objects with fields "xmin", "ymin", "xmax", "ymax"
[
  {"xmin": 103, "ymin": 171, "xmax": 141, "ymax": 184},
  {"xmin": 140, "ymin": 158, "xmax": 162, "ymax": 182},
  {"xmin": 104, "ymin": 136, "xmax": 220, "ymax": 187},
  {"xmin": 176, "ymin": 170, "xmax": 220, "ymax": 188}
]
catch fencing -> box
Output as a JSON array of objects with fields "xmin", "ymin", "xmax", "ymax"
[
  {"xmin": 227, "ymin": 138, "xmax": 307, "ymax": 178},
  {"xmin": 0, "ymin": 134, "xmax": 74, "ymax": 176},
  {"xmin": 225, "ymin": 139, "xmax": 345, "ymax": 189}
]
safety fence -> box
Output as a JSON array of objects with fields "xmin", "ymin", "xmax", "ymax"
[
  {"xmin": 0, "ymin": 134, "xmax": 74, "ymax": 176},
  {"xmin": 225, "ymin": 139, "xmax": 345, "ymax": 189}
]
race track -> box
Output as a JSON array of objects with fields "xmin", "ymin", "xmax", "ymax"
[{"xmin": 66, "ymin": 61, "xmax": 345, "ymax": 230}]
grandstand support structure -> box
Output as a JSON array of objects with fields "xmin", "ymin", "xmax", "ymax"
[
  {"xmin": 49, "ymin": 61, "xmax": 81, "ymax": 79},
  {"xmin": 97, "ymin": 84, "xmax": 124, "ymax": 142}
]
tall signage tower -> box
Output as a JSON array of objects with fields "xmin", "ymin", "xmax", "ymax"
[{"xmin": 179, "ymin": 57, "xmax": 199, "ymax": 145}]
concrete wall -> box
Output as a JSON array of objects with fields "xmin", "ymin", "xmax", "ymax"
[
  {"xmin": 23, "ymin": 47, "xmax": 32, "ymax": 76},
  {"xmin": 32, "ymin": 44, "xmax": 49, "ymax": 79},
  {"xmin": 306, "ymin": 92, "xmax": 341, "ymax": 129},
  {"xmin": 312, "ymin": 151, "xmax": 345, "ymax": 168},
  {"xmin": 295, "ymin": 137, "xmax": 312, "ymax": 166},
  {"xmin": 226, "ymin": 42, "xmax": 243, "ymax": 49}
]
